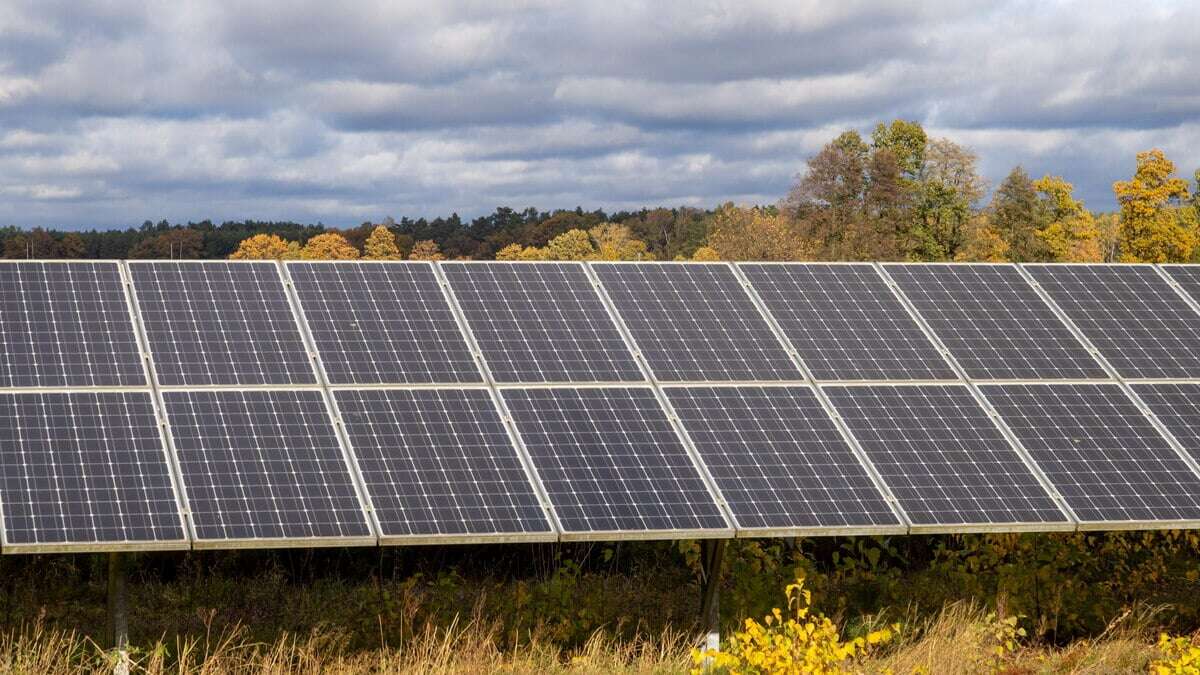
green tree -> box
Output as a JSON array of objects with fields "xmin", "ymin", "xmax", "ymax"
[
  {"xmin": 59, "ymin": 232, "xmax": 86, "ymax": 258},
  {"xmin": 991, "ymin": 166, "xmax": 1046, "ymax": 261},
  {"xmin": 130, "ymin": 229, "xmax": 203, "ymax": 259},
  {"xmin": 1113, "ymin": 149, "xmax": 1195, "ymax": 262},
  {"xmin": 871, "ymin": 120, "xmax": 926, "ymax": 179}
]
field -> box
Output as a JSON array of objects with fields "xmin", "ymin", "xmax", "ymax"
[{"xmin": 2, "ymin": 534, "xmax": 1198, "ymax": 673}]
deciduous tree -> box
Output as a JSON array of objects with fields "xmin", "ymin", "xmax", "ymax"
[
  {"xmin": 1034, "ymin": 176, "xmax": 1101, "ymax": 262},
  {"xmin": 589, "ymin": 223, "xmax": 652, "ymax": 261},
  {"xmin": 301, "ymin": 233, "xmax": 360, "ymax": 260},
  {"xmin": 1113, "ymin": 149, "xmax": 1195, "ymax": 262},
  {"xmin": 991, "ymin": 167, "xmax": 1046, "ymax": 261},
  {"xmin": 408, "ymin": 239, "xmax": 445, "ymax": 261},
  {"xmin": 363, "ymin": 225, "xmax": 402, "ymax": 259},
  {"xmin": 229, "ymin": 233, "xmax": 301, "ymax": 260},
  {"xmin": 706, "ymin": 204, "xmax": 812, "ymax": 261}
]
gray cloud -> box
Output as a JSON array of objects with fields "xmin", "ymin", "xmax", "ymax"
[{"xmin": 0, "ymin": 0, "xmax": 1198, "ymax": 229}]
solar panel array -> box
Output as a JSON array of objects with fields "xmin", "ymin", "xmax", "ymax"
[{"xmin": 5, "ymin": 259, "xmax": 1200, "ymax": 553}]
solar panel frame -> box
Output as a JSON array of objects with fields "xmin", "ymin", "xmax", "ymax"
[
  {"xmin": 1022, "ymin": 263, "xmax": 1200, "ymax": 380},
  {"xmin": 882, "ymin": 262, "xmax": 1107, "ymax": 381},
  {"xmin": 498, "ymin": 384, "xmax": 733, "ymax": 542},
  {"xmin": 329, "ymin": 386, "xmax": 558, "ymax": 545},
  {"xmin": 284, "ymin": 261, "xmax": 484, "ymax": 386},
  {"xmin": 660, "ymin": 383, "xmax": 906, "ymax": 537},
  {"xmin": 591, "ymin": 261, "xmax": 804, "ymax": 383},
  {"xmin": 980, "ymin": 382, "xmax": 1200, "ymax": 529},
  {"xmin": 160, "ymin": 387, "xmax": 377, "ymax": 550},
  {"xmin": 1159, "ymin": 265, "xmax": 1200, "ymax": 316},
  {"xmin": 823, "ymin": 382, "xmax": 1074, "ymax": 533},
  {"xmin": 738, "ymin": 261, "xmax": 957, "ymax": 382},
  {"xmin": 127, "ymin": 260, "xmax": 320, "ymax": 387},
  {"xmin": 441, "ymin": 261, "xmax": 646, "ymax": 384},
  {"xmin": 0, "ymin": 389, "xmax": 190, "ymax": 554},
  {"xmin": 0, "ymin": 260, "xmax": 150, "ymax": 389}
]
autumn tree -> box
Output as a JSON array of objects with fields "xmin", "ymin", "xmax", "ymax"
[
  {"xmin": 59, "ymin": 233, "xmax": 86, "ymax": 258},
  {"xmin": 589, "ymin": 223, "xmax": 652, "ymax": 261},
  {"xmin": 955, "ymin": 214, "xmax": 1009, "ymax": 262},
  {"xmin": 363, "ymin": 225, "xmax": 402, "ymax": 259},
  {"xmin": 1113, "ymin": 149, "xmax": 1195, "ymax": 262},
  {"xmin": 990, "ymin": 166, "xmax": 1046, "ymax": 261},
  {"xmin": 871, "ymin": 120, "xmax": 926, "ymax": 179},
  {"xmin": 129, "ymin": 228, "xmax": 203, "ymax": 259},
  {"xmin": 229, "ymin": 233, "xmax": 301, "ymax": 260},
  {"xmin": 300, "ymin": 233, "xmax": 360, "ymax": 260},
  {"xmin": 408, "ymin": 239, "xmax": 445, "ymax": 261},
  {"xmin": 622, "ymin": 207, "xmax": 708, "ymax": 260},
  {"xmin": 908, "ymin": 138, "xmax": 985, "ymax": 261},
  {"xmin": 706, "ymin": 204, "xmax": 812, "ymax": 261},
  {"xmin": 2, "ymin": 228, "xmax": 60, "ymax": 258},
  {"xmin": 1034, "ymin": 175, "xmax": 1101, "ymax": 262},
  {"xmin": 690, "ymin": 246, "xmax": 721, "ymax": 261}
]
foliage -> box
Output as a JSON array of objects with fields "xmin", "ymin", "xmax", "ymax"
[
  {"xmin": 690, "ymin": 246, "xmax": 721, "ymax": 261},
  {"xmin": 991, "ymin": 166, "xmax": 1046, "ymax": 261},
  {"xmin": 707, "ymin": 204, "xmax": 812, "ymax": 261},
  {"xmin": 694, "ymin": 578, "xmax": 895, "ymax": 675},
  {"xmin": 1114, "ymin": 149, "xmax": 1196, "ymax": 262},
  {"xmin": 409, "ymin": 240, "xmax": 446, "ymax": 261},
  {"xmin": 495, "ymin": 224, "xmax": 653, "ymax": 261},
  {"xmin": 298, "ymin": 233, "xmax": 359, "ymax": 260},
  {"xmin": 362, "ymin": 225, "xmax": 402, "ymax": 259},
  {"xmin": 1034, "ymin": 175, "xmax": 1103, "ymax": 262},
  {"xmin": 229, "ymin": 233, "xmax": 301, "ymax": 260},
  {"xmin": 955, "ymin": 214, "xmax": 1010, "ymax": 262},
  {"xmin": 1153, "ymin": 633, "xmax": 1200, "ymax": 674},
  {"xmin": 128, "ymin": 228, "xmax": 204, "ymax": 259}
]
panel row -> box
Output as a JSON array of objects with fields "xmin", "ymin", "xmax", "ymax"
[
  {"xmin": 9, "ymin": 381, "xmax": 1200, "ymax": 552},
  {"xmin": 7, "ymin": 261, "xmax": 1200, "ymax": 391}
]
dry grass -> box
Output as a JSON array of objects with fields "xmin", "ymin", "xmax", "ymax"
[{"xmin": 0, "ymin": 604, "xmax": 1174, "ymax": 674}]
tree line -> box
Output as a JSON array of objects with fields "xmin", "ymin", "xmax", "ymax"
[{"xmin": 3, "ymin": 119, "xmax": 1199, "ymax": 264}]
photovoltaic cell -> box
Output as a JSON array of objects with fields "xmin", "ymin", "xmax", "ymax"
[
  {"xmin": 502, "ymin": 387, "xmax": 727, "ymax": 535},
  {"xmin": 825, "ymin": 384, "xmax": 1065, "ymax": 527},
  {"xmin": 288, "ymin": 262, "xmax": 481, "ymax": 385},
  {"xmin": 0, "ymin": 262, "xmax": 144, "ymax": 387},
  {"xmin": 442, "ymin": 262, "xmax": 643, "ymax": 383},
  {"xmin": 1162, "ymin": 265, "xmax": 1200, "ymax": 308},
  {"xmin": 741, "ymin": 263, "xmax": 953, "ymax": 381},
  {"xmin": 130, "ymin": 262, "xmax": 316, "ymax": 386},
  {"xmin": 1127, "ymin": 383, "xmax": 1200, "ymax": 469},
  {"xmin": 886, "ymin": 264, "xmax": 1105, "ymax": 380},
  {"xmin": 162, "ymin": 389, "xmax": 371, "ymax": 543},
  {"xmin": 0, "ymin": 392, "xmax": 184, "ymax": 548},
  {"xmin": 334, "ymin": 388, "xmax": 551, "ymax": 539},
  {"xmin": 982, "ymin": 383, "xmax": 1200, "ymax": 524},
  {"xmin": 665, "ymin": 386, "xmax": 899, "ymax": 531},
  {"xmin": 593, "ymin": 263, "xmax": 801, "ymax": 381},
  {"xmin": 1025, "ymin": 265, "xmax": 1200, "ymax": 379}
]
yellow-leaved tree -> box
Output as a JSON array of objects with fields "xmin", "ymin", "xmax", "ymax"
[
  {"xmin": 690, "ymin": 246, "xmax": 721, "ymax": 261},
  {"xmin": 229, "ymin": 233, "xmax": 301, "ymax": 260},
  {"xmin": 705, "ymin": 203, "xmax": 813, "ymax": 261},
  {"xmin": 493, "ymin": 224, "xmax": 654, "ymax": 261},
  {"xmin": 300, "ymin": 233, "xmax": 360, "ymax": 260},
  {"xmin": 955, "ymin": 214, "xmax": 1010, "ymax": 262},
  {"xmin": 1035, "ymin": 175, "xmax": 1102, "ymax": 262},
  {"xmin": 408, "ymin": 240, "xmax": 445, "ymax": 261},
  {"xmin": 363, "ymin": 225, "xmax": 402, "ymax": 259},
  {"xmin": 1113, "ymin": 149, "xmax": 1196, "ymax": 262}
]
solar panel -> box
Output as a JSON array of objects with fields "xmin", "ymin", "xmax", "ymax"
[
  {"xmin": 442, "ymin": 262, "xmax": 643, "ymax": 384},
  {"xmin": 886, "ymin": 264, "xmax": 1105, "ymax": 380},
  {"xmin": 1162, "ymin": 265, "xmax": 1200, "ymax": 307},
  {"xmin": 981, "ymin": 383, "xmax": 1200, "ymax": 524},
  {"xmin": 0, "ymin": 262, "xmax": 145, "ymax": 387},
  {"xmin": 664, "ymin": 386, "xmax": 900, "ymax": 533},
  {"xmin": 0, "ymin": 391, "xmax": 184, "ymax": 549},
  {"xmin": 1025, "ymin": 265, "xmax": 1200, "ymax": 379},
  {"xmin": 593, "ymin": 263, "xmax": 801, "ymax": 382},
  {"xmin": 162, "ymin": 389, "xmax": 372, "ymax": 544},
  {"xmin": 741, "ymin": 263, "xmax": 954, "ymax": 381},
  {"xmin": 1128, "ymin": 383, "xmax": 1200, "ymax": 467},
  {"xmin": 334, "ymin": 388, "xmax": 552, "ymax": 540},
  {"xmin": 288, "ymin": 262, "xmax": 481, "ymax": 385},
  {"xmin": 501, "ymin": 387, "xmax": 728, "ymax": 537},
  {"xmin": 825, "ymin": 384, "xmax": 1066, "ymax": 528},
  {"xmin": 129, "ymin": 261, "xmax": 316, "ymax": 386}
]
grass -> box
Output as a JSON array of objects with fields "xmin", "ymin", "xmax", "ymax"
[{"xmin": 0, "ymin": 601, "xmax": 1179, "ymax": 673}]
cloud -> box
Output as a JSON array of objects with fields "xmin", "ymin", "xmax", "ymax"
[{"xmin": 0, "ymin": 0, "xmax": 1198, "ymax": 228}]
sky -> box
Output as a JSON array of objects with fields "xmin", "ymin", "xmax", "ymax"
[{"xmin": 1, "ymin": 1, "xmax": 1198, "ymax": 230}]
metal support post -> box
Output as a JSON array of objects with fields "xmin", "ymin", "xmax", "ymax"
[
  {"xmin": 107, "ymin": 553, "xmax": 130, "ymax": 675},
  {"xmin": 699, "ymin": 538, "xmax": 726, "ymax": 657}
]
